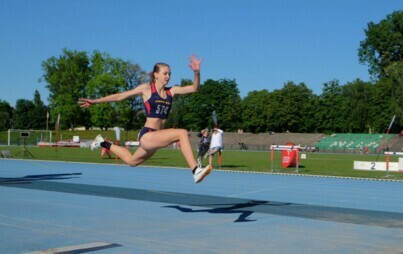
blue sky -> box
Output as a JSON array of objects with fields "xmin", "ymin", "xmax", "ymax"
[{"xmin": 0, "ymin": 0, "xmax": 401, "ymax": 106}]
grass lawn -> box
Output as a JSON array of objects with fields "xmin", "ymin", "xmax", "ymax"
[{"xmin": 1, "ymin": 145, "xmax": 402, "ymax": 180}]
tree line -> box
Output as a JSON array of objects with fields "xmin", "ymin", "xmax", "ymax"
[{"xmin": 1, "ymin": 11, "xmax": 402, "ymax": 134}]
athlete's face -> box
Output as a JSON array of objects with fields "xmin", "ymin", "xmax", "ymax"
[{"xmin": 155, "ymin": 66, "xmax": 171, "ymax": 85}]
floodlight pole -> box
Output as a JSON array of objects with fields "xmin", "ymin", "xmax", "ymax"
[
  {"xmin": 46, "ymin": 109, "xmax": 49, "ymax": 142},
  {"xmin": 46, "ymin": 110, "xmax": 49, "ymax": 131}
]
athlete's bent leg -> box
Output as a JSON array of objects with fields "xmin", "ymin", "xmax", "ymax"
[
  {"xmin": 141, "ymin": 128, "xmax": 197, "ymax": 169},
  {"xmin": 108, "ymin": 128, "xmax": 212, "ymax": 183},
  {"xmin": 109, "ymin": 145, "xmax": 155, "ymax": 167}
]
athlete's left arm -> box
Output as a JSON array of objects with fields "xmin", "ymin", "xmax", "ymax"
[
  {"xmin": 170, "ymin": 54, "xmax": 201, "ymax": 96},
  {"xmin": 170, "ymin": 71, "xmax": 200, "ymax": 96}
]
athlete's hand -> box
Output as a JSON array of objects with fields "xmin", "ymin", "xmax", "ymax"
[
  {"xmin": 78, "ymin": 98, "xmax": 96, "ymax": 108},
  {"xmin": 189, "ymin": 54, "xmax": 202, "ymax": 73}
]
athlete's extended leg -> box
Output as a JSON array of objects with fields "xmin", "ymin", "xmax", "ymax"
[{"xmin": 92, "ymin": 129, "xmax": 212, "ymax": 183}]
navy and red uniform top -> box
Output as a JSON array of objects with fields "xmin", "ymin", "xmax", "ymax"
[{"xmin": 143, "ymin": 83, "xmax": 173, "ymax": 119}]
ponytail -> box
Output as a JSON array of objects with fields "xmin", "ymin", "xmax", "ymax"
[{"xmin": 149, "ymin": 71, "xmax": 154, "ymax": 85}]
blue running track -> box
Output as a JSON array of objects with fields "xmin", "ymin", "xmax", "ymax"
[{"xmin": 1, "ymin": 159, "xmax": 403, "ymax": 253}]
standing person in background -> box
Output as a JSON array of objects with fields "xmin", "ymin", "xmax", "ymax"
[
  {"xmin": 78, "ymin": 55, "xmax": 212, "ymax": 183},
  {"xmin": 197, "ymin": 128, "xmax": 211, "ymax": 167},
  {"xmin": 209, "ymin": 125, "xmax": 224, "ymax": 168}
]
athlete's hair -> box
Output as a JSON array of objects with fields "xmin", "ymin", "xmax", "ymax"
[{"xmin": 149, "ymin": 63, "xmax": 170, "ymax": 84}]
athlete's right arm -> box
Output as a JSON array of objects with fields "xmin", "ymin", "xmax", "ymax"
[{"xmin": 79, "ymin": 84, "xmax": 149, "ymax": 108}]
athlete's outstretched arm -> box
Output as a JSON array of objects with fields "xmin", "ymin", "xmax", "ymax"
[
  {"xmin": 171, "ymin": 55, "xmax": 202, "ymax": 96},
  {"xmin": 78, "ymin": 83, "xmax": 148, "ymax": 108}
]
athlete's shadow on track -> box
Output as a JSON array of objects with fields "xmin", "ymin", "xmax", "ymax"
[
  {"xmin": 0, "ymin": 173, "xmax": 82, "ymax": 184},
  {"xmin": 165, "ymin": 200, "xmax": 290, "ymax": 222}
]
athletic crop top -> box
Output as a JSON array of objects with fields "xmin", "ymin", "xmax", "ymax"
[{"xmin": 143, "ymin": 83, "xmax": 173, "ymax": 119}]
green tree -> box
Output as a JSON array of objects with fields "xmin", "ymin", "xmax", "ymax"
[
  {"xmin": 369, "ymin": 62, "xmax": 403, "ymax": 133},
  {"xmin": 358, "ymin": 11, "xmax": 403, "ymax": 133},
  {"xmin": 341, "ymin": 80, "xmax": 374, "ymax": 133},
  {"xmin": 358, "ymin": 11, "xmax": 403, "ymax": 79},
  {"xmin": 369, "ymin": 80, "xmax": 395, "ymax": 133},
  {"xmin": 86, "ymin": 51, "xmax": 125, "ymax": 130},
  {"xmin": 30, "ymin": 90, "xmax": 47, "ymax": 129},
  {"xmin": 85, "ymin": 51, "xmax": 147, "ymax": 131},
  {"xmin": 13, "ymin": 99, "xmax": 35, "ymax": 129},
  {"xmin": 122, "ymin": 61, "xmax": 148, "ymax": 130},
  {"xmin": 316, "ymin": 80, "xmax": 347, "ymax": 133},
  {"xmin": 11, "ymin": 91, "xmax": 48, "ymax": 130},
  {"xmin": 187, "ymin": 79, "xmax": 242, "ymax": 131},
  {"xmin": 0, "ymin": 100, "xmax": 13, "ymax": 131},
  {"xmin": 41, "ymin": 48, "xmax": 91, "ymax": 130},
  {"xmin": 241, "ymin": 90, "xmax": 272, "ymax": 133},
  {"xmin": 384, "ymin": 61, "xmax": 403, "ymax": 130},
  {"xmin": 275, "ymin": 82, "xmax": 316, "ymax": 133},
  {"xmin": 167, "ymin": 79, "xmax": 242, "ymax": 131}
]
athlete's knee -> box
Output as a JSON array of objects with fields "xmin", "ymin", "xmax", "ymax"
[
  {"xmin": 127, "ymin": 159, "xmax": 141, "ymax": 167},
  {"xmin": 177, "ymin": 129, "xmax": 189, "ymax": 139}
]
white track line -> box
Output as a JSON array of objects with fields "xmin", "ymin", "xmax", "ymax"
[{"xmin": 25, "ymin": 241, "xmax": 120, "ymax": 254}]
